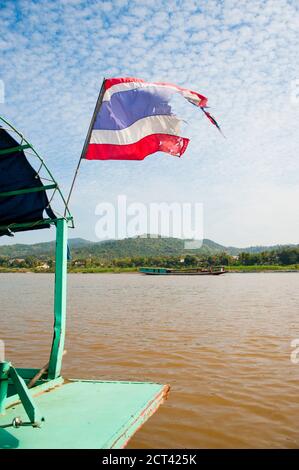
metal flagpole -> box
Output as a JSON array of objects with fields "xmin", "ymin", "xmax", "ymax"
[{"xmin": 64, "ymin": 78, "xmax": 106, "ymax": 216}]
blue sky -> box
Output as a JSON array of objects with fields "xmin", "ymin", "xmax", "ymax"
[{"xmin": 0, "ymin": 0, "xmax": 298, "ymax": 247}]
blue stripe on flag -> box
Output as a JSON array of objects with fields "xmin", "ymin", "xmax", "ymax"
[{"xmin": 93, "ymin": 87, "xmax": 174, "ymax": 131}]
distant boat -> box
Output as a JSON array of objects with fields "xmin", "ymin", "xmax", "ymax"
[{"xmin": 139, "ymin": 267, "xmax": 226, "ymax": 275}]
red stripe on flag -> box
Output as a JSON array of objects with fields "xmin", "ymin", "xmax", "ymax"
[
  {"xmin": 104, "ymin": 77, "xmax": 208, "ymax": 107},
  {"xmin": 85, "ymin": 134, "xmax": 189, "ymax": 161},
  {"xmin": 104, "ymin": 77, "xmax": 145, "ymax": 91}
]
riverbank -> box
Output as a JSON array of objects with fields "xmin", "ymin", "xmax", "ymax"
[
  {"xmin": 1, "ymin": 265, "xmax": 299, "ymax": 273},
  {"xmin": 0, "ymin": 266, "xmax": 138, "ymax": 273},
  {"xmin": 226, "ymin": 264, "xmax": 299, "ymax": 272}
]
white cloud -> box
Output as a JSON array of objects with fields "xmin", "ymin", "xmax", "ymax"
[{"xmin": 0, "ymin": 0, "xmax": 298, "ymax": 245}]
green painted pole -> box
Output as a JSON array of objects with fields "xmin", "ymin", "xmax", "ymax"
[
  {"xmin": 0, "ymin": 183, "xmax": 57, "ymax": 198},
  {"xmin": 48, "ymin": 218, "xmax": 68, "ymax": 379},
  {"xmin": 9, "ymin": 366, "xmax": 43, "ymax": 425},
  {"xmin": 0, "ymin": 361, "xmax": 10, "ymax": 414}
]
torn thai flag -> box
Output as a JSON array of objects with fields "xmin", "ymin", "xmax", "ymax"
[{"xmin": 83, "ymin": 77, "xmax": 220, "ymax": 161}]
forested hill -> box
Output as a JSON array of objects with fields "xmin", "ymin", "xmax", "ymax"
[{"xmin": 0, "ymin": 236, "xmax": 297, "ymax": 259}]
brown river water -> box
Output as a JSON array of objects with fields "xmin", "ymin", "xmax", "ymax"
[{"xmin": 1, "ymin": 273, "xmax": 299, "ymax": 448}]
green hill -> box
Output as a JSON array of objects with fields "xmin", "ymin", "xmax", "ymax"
[{"xmin": 0, "ymin": 236, "xmax": 297, "ymax": 260}]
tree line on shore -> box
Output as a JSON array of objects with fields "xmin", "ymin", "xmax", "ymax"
[{"xmin": 1, "ymin": 246, "xmax": 299, "ymax": 271}]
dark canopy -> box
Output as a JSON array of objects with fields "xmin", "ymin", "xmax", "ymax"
[{"xmin": 0, "ymin": 128, "xmax": 56, "ymax": 236}]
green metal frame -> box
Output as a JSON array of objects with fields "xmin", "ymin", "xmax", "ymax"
[
  {"xmin": 0, "ymin": 218, "xmax": 69, "ymax": 425},
  {"xmin": 0, "ymin": 362, "xmax": 10, "ymax": 414},
  {"xmin": 0, "ymin": 115, "xmax": 169, "ymax": 447},
  {"xmin": 0, "ymin": 115, "xmax": 73, "ymax": 226},
  {"xmin": 48, "ymin": 218, "xmax": 68, "ymax": 379},
  {"xmin": 0, "ymin": 117, "xmax": 73, "ymax": 426},
  {"xmin": 0, "ymin": 363, "xmax": 43, "ymax": 426},
  {"xmin": 0, "ymin": 143, "xmax": 31, "ymax": 155},
  {"xmin": 0, "ymin": 184, "xmax": 57, "ymax": 198}
]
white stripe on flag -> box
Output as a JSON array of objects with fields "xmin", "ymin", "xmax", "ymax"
[{"xmin": 90, "ymin": 115, "xmax": 182, "ymax": 145}]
